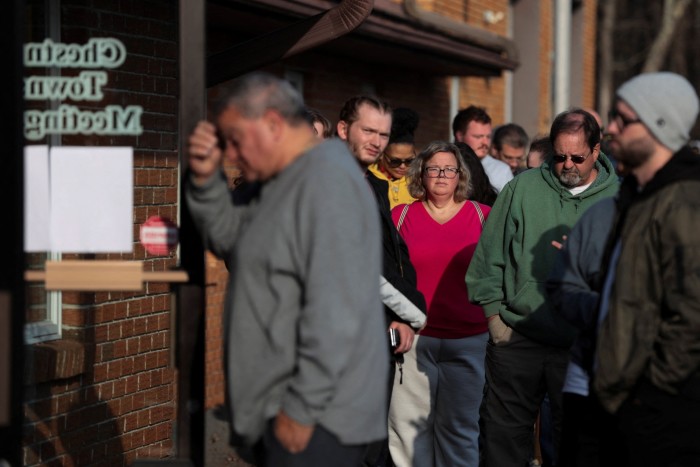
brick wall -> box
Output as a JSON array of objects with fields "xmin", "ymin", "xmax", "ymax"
[
  {"xmin": 436, "ymin": 0, "xmax": 509, "ymax": 125},
  {"xmin": 582, "ymin": 0, "xmax": 598, "ymax": 110},
  {"xmin": 205, "ymin": 253, "xmax": 228, "ymax": 409},
  {"xmin": 539, "ymin": 0, "xmax": 554, "ymax": 135},
  {"xmin": 23, "ymin": 1, "xmax": 179, "ymax": 465}
]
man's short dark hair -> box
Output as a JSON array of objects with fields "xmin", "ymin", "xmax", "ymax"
[
  {"xmin": 338, "ymin": 96, "xmax": 392, "ymax": 127},
  {"xmin": 452, "ymin": 105, "xmax": 492, "ymax": 138},
  {"xmin": 454, "ymin": 141, "xmax": 498, "ymax": 206},
  {"xmin": 303, "ymin": 107, "xmax": 332, "ymax": 138},
  {"xmin": 492, "ymin": 123, "xmax": 529, "ymax": 151},
  {"xmin": 529, "ymin": 135, "xmax": 554, "ymax": 157},
  {"xmin": 549, "ymin": 108, "xmax": 601, "ymax": 150},
  {"xmin": 530, "ymin": 135, "xmax": 554, "ymax": 157}
]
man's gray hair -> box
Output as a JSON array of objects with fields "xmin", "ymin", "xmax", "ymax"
[{"xmin": 214, "ymin": 72, "xmax": 306, "ymax": 124}]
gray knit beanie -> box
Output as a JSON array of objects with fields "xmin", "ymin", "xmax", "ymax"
[{"xmin": 617, "ymin": 72, "xmax": 699, "ymax": 151}]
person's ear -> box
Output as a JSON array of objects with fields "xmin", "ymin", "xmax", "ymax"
[
  {"xmin": 592, "ymin": 143, "xmax": 600, "ymax": 161},
  {"xmin": 337, "ymin": 120, "xmax": 349, "ymax": 141},
  {"xmin": 263, "ymin": 110, "xmax": 284, "ymax": 140}
]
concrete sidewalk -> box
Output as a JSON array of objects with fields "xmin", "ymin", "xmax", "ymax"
[{"xmin": 205, "ymin": 405, "xmax": 255, "ymax": 467}]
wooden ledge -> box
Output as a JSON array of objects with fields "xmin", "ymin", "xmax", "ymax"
[{"xmin": 25, "ymin": 261, "xmax": 189, "ymax": 291}]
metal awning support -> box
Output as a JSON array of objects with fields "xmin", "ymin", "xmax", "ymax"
[
  {"xmin": 0, "ymin": 0, "xmax": 26, "ymax": 465},
  {"xmin": 177, "ymin": 0, "xmax": 207, "ymax": 464}
]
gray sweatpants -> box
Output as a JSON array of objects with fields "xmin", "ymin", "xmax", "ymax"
[{"xmin": 388, "ymin": 332, "xmax": 488, "ymax": 467}]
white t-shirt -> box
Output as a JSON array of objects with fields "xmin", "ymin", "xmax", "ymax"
[
  {"xmin": 568, "ymin": 181, "xmax": 593, "ymax": 196},
  {"xmin": 481, "ymin": 155, "xmax": 513, "ymax": 192}
]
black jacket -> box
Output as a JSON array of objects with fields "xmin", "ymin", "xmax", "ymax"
[
  {"xmin": 594, "ymin": 147, "xmax": 700, "ymax": 412},
  {"xmin": 366, "ymin": 171, "xmax": 427, "ymax": 328}
]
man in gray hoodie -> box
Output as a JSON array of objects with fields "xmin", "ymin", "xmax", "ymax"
[{"xmin": 185, "ymin": 72, "xmax": 388, "ymax": 466}]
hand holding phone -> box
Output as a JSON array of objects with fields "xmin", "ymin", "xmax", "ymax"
[{"xmin": 389, "ymin": 327, "xmax": 400, "ymax": 348}]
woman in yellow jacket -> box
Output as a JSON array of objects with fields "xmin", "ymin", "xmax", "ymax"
[{"xmin": 369, "ymin": 107, "xmax": 420, "ymax": 208}]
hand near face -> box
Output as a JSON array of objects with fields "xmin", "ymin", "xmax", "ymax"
[
  {"xmin": 188, "ymin": 120, "xmax": 223, "ymax": 184},
  {"xmin": 274, "ymin": 410, "xmax": 315, "ymax": 453}
]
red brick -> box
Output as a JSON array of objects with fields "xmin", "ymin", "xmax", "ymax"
[
  {"xmin": 107, "ymin": 361, "xmax": 122, "ymax": 379},
  {"xmin": 144, "ymin": 426, "xmax": 157, "ymax": 444},
  {"xmin": 138, "ymin": 371, "xmax": 152, "ymax": 391},
  {"xmin": 137, "ymin": 410, "xmax": 150, "ymax": 429},
  {"xmin": 92, "ymin": 363, "xmax": 108, "ymax": 383},
  {"xmin": 133, "ymin": 355, "xmax": 147, "ymax": 372},
  {"xmin": 107, "ymin": 322, "xmax": 122, "ymax": 341},
  {"xmin": 123, "ymin": 413, "xmax": 138, "ymax": 432},
  {"xmin": 24, "ymin": 445, "xmax": 40, "ymax": 465},
  {"xmin": 155, "ymin": 422, "xmax": 171, "ymax": 441},
  {"xmin": 114, "ymin": 302, "xmax": 129, "ymax": 320},
  {"xmin": 138, "ymin": 335, "xmax": 152, "ymax": 351},
  {"xmin": 121, "ymin": 394, "xmax": 135, "ymax": 415},
  {"xmin": 125, "ymin": 375, "xmax": 139, "ymax": 393},
  {"xmin": 145, "ymin": 352, "xmax": 159, "ymax": 371}
]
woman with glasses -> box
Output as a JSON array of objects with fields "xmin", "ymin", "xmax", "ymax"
[
  {"xmin": 388, "ymin": 141, "xmax": 490, "ymax": 467},
  {"xmin": 368, "ymin": 107, "xmax": 420, "ymax": 208}
]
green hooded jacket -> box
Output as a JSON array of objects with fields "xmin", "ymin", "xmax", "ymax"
[{"xmin": 466, "ymin": 154, "xmax": 619, "ymax": 347}]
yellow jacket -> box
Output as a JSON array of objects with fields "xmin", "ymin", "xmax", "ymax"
[{"xmin": 368, "ymin": 163, "xmax": 415, "ymax": 209}]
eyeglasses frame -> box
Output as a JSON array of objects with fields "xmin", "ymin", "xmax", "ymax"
[
  {"xmin": 608, "ymin": 108, "xmax": 643, "ymax": 131},
  {"xmin": 423, "ymin": 166, "xmax": 460, "ymax": 179}
]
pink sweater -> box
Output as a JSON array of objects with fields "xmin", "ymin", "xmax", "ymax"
[{"xmin": 392, "ymin": 201, "xmax": 490, "ymax": 339}]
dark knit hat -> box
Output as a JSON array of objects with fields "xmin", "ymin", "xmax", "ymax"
[
  {"xmin": 389, "ymin": 108, "xmax": 419, "ymax": 145},
  {"xmin": 617, "ymin": 72, "xmax": 699, "ymax": 151}
]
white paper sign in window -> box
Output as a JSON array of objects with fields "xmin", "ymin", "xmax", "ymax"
[{"xmin": 25, "ymin": 145, "xmax": 133, "ymax": 253}]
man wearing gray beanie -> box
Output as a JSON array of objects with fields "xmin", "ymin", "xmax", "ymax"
[{"xmin": 592, "ymin": 72, "xmax": 700, "ymax": 466}]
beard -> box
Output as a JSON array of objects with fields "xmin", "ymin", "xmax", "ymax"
[
  {"xmin": 613, "ymin": 136, "xmax": 655, "ymax": 169},
  {"xmin": 475, "ymin": 145, "xmax": 489, "ymax": 158},
  {"xmin": 558, "ymin": 168, "xmax": 582, "ymax": 188}
]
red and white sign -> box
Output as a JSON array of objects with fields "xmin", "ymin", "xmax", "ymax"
[{"xmin": 140, "ymin": 216, "xmax": 178, "ymax": 256}]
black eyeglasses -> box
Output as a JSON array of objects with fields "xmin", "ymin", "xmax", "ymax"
[
  {"xmin": 609, "ymin": 108, "xmax": 642, "ymax": 130},
  {"xmin": 424, "ymin": 166, "xmax": 460, "ymax": 179},
  {"xmin": 384, "ymin": 155, "xmax": 416, "ymax": 168},
  {"xmin": 552, "ymin": 153, "xmax": 590, "ymax": 164}
]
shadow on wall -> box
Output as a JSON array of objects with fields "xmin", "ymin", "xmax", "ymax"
[{"xmin": 23, "ymin": 304, "xmax": 125, "ymax": 466}]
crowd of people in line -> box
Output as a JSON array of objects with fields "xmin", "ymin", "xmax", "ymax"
[{"xmin": 185, "ymin": 70, "xmax": 700, "ymax": 467}]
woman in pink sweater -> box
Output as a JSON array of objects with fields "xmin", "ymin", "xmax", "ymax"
[{"xmin": 388, "ymin": 141, "xmax": 490, "ymax": 467}]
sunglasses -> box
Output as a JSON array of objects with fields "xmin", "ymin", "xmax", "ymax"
[
  {"xmin": 552, "ymin": 153, "xmax": 589, "ymax": 164},
  {"xmin": 384, "ymin": 155, "xmax": 416, "ymax": 168}
]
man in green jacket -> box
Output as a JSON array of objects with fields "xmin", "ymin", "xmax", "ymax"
[{"xmin": 466, "ymin": 109, "xmax": 618, "ymax": 466}]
